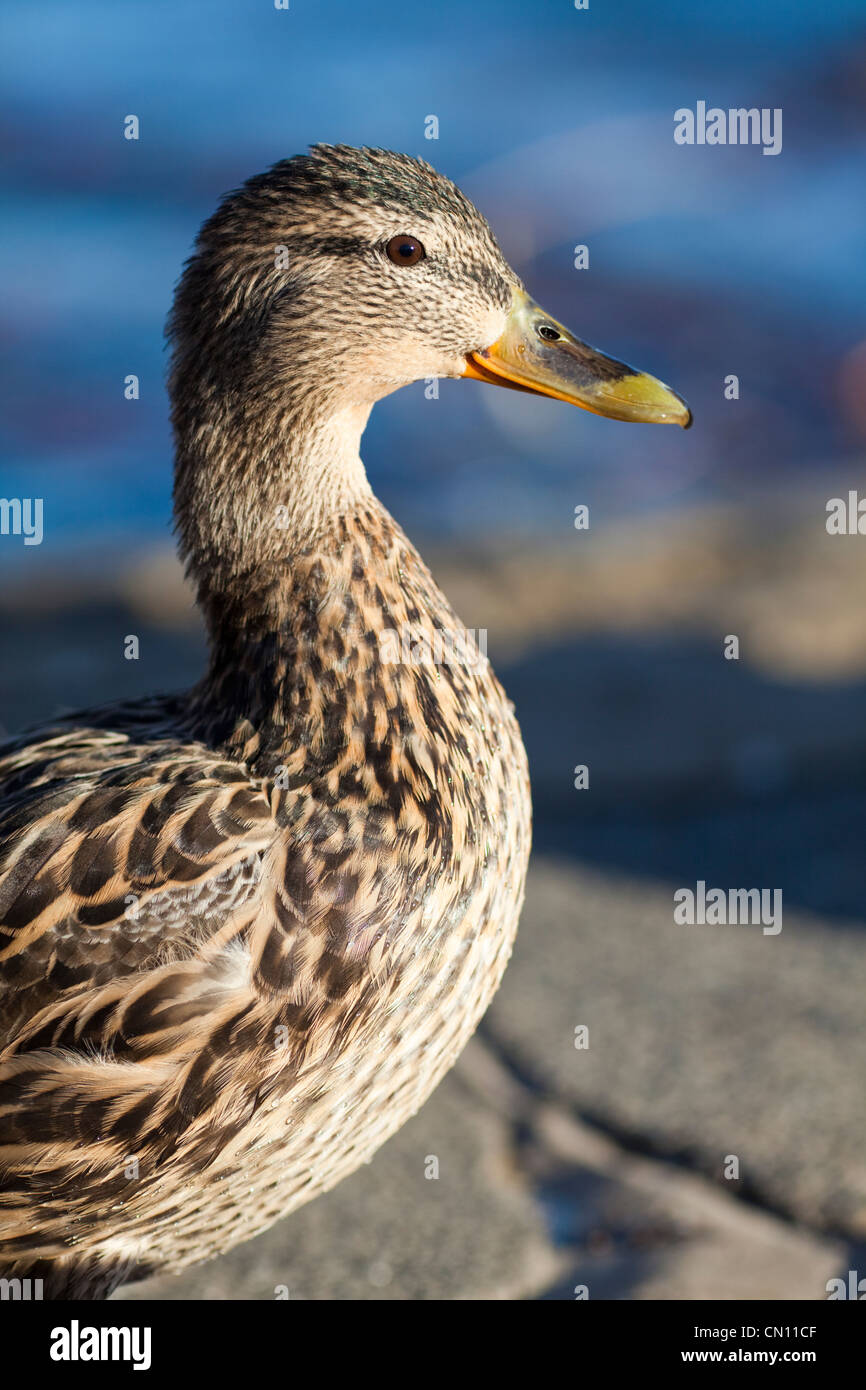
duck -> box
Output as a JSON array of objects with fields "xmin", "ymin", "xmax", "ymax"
[{"xmin": 0, "ymin": 145, "xmax": 690, "ymax": 1299}]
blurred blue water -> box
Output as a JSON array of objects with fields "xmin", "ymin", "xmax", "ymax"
[{"xmin": 2, "ymin": 0, "xmax": 865, "ymax": 567}]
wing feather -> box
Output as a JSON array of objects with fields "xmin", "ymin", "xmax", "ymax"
[{"xmin": 0, "ymin": 714, "xmax": 277, "ymax": 1048}]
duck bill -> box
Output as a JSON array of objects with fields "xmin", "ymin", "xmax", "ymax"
[{"xmin": 463, "ymin": 288, "xmax": 692, "ymax": 427}]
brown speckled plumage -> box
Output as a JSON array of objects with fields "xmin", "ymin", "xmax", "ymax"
[{"xmin": 0, "ymin": 148, "xmax": 532, "ymax": 1298}]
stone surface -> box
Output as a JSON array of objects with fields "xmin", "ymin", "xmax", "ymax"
[
  {"xmin": 486, "ymin": 859, "xmax": 866, "ymax": 1238},
  {"xmin": 461, "ymin": 1041, "xmax": 844, "ymax": 1302}
]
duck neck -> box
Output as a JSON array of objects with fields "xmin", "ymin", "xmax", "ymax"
[
  {"xmin": 174, "ymin": 391, "xmax": 429, "ymax": 744},
  {"xmin": 174, "ymin": 391, "xmax": 376, "ymax": 634},
  {"xmin": 189, "ymin": 490, "xmax": 431, "ymax": 762}
]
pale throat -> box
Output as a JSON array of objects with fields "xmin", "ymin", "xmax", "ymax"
[
  {"xmin": 269, "ymin": 399, "xmax": 376, "ymax": 542},
  {"xmin": 176, "ymin": 390, "xmax": 377, "ymax": 600}
]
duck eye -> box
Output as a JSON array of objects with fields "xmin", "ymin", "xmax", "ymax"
[{"xmin": 386, "ymin": 234, "xmax": 426, "ymax": 267}]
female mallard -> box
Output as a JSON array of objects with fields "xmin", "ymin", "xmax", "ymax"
[{"xmin": 0, "ymin": 146, "xmax": 689, "ymax": 1299}]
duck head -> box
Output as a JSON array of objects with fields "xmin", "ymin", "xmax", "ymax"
[
  {"xmin": 169, "ymin": 145, "xmax": 689, "ymax": 603},
  {"xmin": 171, "ymin": 143, "xmax": 690, "ymax": 426}
]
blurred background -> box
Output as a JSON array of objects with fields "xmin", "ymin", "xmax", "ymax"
[{"xmin": 2, "ymin": 0, "xmax": 866, "ymax": 1299}]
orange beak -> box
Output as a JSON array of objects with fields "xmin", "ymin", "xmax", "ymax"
[{"xmin": 463, "ymin": 288, "xmax": 691, "ymax": 427}]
